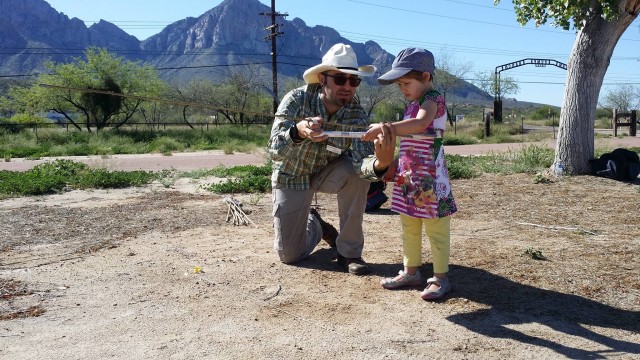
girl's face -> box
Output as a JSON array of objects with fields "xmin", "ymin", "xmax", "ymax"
[{"xmin": 395, "ymin": 73, "xmax": 430, "ymax": 102}]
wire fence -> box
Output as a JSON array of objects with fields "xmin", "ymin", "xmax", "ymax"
[{"xmin": 0, "ymin": 119, "xmax": 274, "ymax": 132}]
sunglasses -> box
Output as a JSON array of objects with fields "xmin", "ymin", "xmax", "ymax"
[{"xmin": 323, "ymin": 73, "xmax": 362, "ymax": 87}]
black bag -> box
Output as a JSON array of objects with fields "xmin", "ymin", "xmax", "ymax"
[{"xmin": 590, "ymin": 148, "xmax": 640, "ymax": 181}]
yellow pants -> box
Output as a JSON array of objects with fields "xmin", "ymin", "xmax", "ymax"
[{"xmin": 400, "ymin": 214, "xmax": 450, "ymax": 273}]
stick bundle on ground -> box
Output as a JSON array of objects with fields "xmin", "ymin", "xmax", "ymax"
[{"xmin": 224, "ymin": 197, "xmax": 256, "ymax": 227}]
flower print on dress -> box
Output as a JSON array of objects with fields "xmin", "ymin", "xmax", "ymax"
[
  {"xmin": 413, "ymin": 175, "xmax": 436, "ymax": 207},
  {"xmin": 435, "ymin": 182, "xmax": 449, "ymax": 198}
]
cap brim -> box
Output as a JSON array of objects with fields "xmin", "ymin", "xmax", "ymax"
[{"xmin": 377, "ymin": 67, "xmax": 413, "ymax": 85}]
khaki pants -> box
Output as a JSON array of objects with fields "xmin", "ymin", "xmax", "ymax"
[{"xmin": 272, "ymin": 157, "xmax": 369, "ymax": 263}]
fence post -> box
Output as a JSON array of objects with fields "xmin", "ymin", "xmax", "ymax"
[
  {"xmin": 631, "ymin": 110, "xmax": 637, "ymax": 137},
  {"xmin": 453, "ymin": 114, "xmax": 457, "ymax": 135},
  {"xmin": 613, "ymin": 108, "xmax": 618, "ymax": 137},
  {"xmin": 484, "ymin": 108, "xmax": 491, "ymax": 138}
]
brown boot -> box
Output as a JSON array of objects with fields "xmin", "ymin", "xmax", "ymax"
[
  {"xmin": 337, "ymin": 254, "xmax": 370, "ymax": 275},
  {"xmin": 310, "ymin": 208, "xmax": 338, "ymax": 248}
]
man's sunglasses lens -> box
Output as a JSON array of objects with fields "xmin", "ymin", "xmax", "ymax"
[{"xmin": 327, "ymin": 74, "xmax": 361, "ymax": 87}]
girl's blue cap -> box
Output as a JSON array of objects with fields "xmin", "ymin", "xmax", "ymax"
[{"xmin": 378, "ymin": 48, "xmax": 435, "ymax": 85}]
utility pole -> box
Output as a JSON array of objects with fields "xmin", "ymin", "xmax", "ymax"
[{"xmin": 259, "ymin": 0, "xmax": 287, "ymax": 114}]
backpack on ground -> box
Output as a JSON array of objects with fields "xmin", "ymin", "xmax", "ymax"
[
  {"xmin": 589, "ymin": 148, "xmax": 640, "ymax": 181},
  {"xmin": 366, "ymin": 181, "xmax": 388, "ymax": 212}
]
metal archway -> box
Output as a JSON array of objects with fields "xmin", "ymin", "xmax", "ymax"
[{"xmin": 494, "ymin": 58, "xmax": 567, "ymax": 122}]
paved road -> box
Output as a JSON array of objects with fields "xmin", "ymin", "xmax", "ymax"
[{"xmin": 1, "ymin": 136, "xmax": 638, "ymax": 172}]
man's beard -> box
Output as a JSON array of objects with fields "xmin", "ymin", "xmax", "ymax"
[
  {"xmin": 329, "ymin": 91, "xmax": 353, "ymax": 107},
  {"xmin": 335, "ymin": 97, "xmax": 351, "ymax": 106}
]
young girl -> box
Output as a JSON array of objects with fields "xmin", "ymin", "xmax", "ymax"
[{"xmin": 363, "ymin": 48, "xmax": 457, "ymax": 300}]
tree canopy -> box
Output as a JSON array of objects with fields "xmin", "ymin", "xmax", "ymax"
[
  {"xmin": 505, "ymin": 0, "xmax": 623, "ymax": 29},
  {"xmin": 7, "ymin": 48, "xmax": 165, "ymax": 131}
]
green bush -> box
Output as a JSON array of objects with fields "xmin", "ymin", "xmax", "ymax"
[
  {"xmin": 9, "ymin": 113, "xmax": 47, "ymax": 124},
  {"xmin": 529, "ymin": 106, "xmax": 559, "ymax": 120},
  {"xmin": 510, "ymin": 145, "xmax": 554, "ymax": 173},
  {"xmin": 206, "ymin": 175, "xmax": 271, "ymax": 194},
  {"xmin": 0, "ymin": 160, "xmax": 86, "ymax": 196},
  {"xmin": 70, "ymin": 169, "xmax": 156, "ymax": 189},
  {"xmin": 488, "ymin": 133, "xmax": 516, "ymax": 144},
  {"xmin": 150, "ymin": 136, "xmax": 184, "ymax": 154},
  {"xmin": 443, "ymin": 134, "xmax": 477, "ymax": 146},
  {"xmin": 0, "ymin": 170, "xmax": 67, "ymax": 196},
  {"xmin": 179, "ymin": 163, "xmax": 271, "ymax": 180},
  {"xmin": 595, "ymin": 117, "xmax": 612, "ymax": 129},
  {"xmin": 0, "ymin": 125, "xmax": 271, "ymax": 158},
  {"xmin": 446, "ymin": 155, "xmax": 480, "ymax": 179},
  {"xmin": 476, "ymin": 145, "xmax": 554, "ymax": 174},
  {"xmin": 0, "ymin": 159, "xmax": 157, "ymax": 197}
]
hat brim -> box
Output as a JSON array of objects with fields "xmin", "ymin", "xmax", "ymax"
[
  {"xmin": 377, "ymin": 67, "xmax": 413, "ymax": 85},
  {"xmin": 303, "ymin": 64, "xmax": 376, "ymax": 84}
]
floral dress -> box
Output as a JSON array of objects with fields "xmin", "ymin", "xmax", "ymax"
[{"xmin": 390, "ymin": 90, "xmax": 457, "ymax": 218}]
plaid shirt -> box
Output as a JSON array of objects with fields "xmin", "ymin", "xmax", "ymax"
[{"xmin": 268, "ymin": 84, "xmax": 381, "ymax": 189}]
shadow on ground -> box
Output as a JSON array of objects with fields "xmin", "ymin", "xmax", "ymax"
[{"xmin": 446, "ymin": 265, "xmax": 640, "ymax": 359}]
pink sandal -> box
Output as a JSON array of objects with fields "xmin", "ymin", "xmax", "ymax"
[
  {"xmin": 380, "ymin": 270, "xmax": 422, "ymax": 289},
  {"xmin": 420, "ymin": 276, "xmax": 451, "ymax": 300}
]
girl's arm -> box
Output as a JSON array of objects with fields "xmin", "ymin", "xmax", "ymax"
[{"xmin": 362, "ymin": 99, "xmax": 437, "ymax": 141}]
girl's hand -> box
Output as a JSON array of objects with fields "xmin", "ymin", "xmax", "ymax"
[{"xmin": 362, "ymin": 123, "xmax": 382, "ymax": 141}]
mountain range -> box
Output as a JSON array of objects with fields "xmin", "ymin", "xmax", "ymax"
[{"xmin": 0, "ymin": 0, "xmax": 494, "ymax": 105}]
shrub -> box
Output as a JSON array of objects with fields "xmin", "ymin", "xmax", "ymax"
[
  {"xmin": 443, "ymin": 134, "xmax": 477, "ymax": 146},
  {"xmin": 150, "ymin": 136, "xmax": 184, "ymax": 154},
  {"xmin": 206, "ymin": 175, "xmax": 271, "ymax": 194},
  {"xmin": 70, "ymin": 169, "xmax": 156, "ymax": 189},
  {"xmin": 446, "ymin": 155, "xmax": 479, "ymax": 179},
  {"xmin": 0, "ymin": 159, "xmax": 156, "ymax": 197}
]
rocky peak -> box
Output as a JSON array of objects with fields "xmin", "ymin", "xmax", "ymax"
[{"xmin": 89, "ymin": 20, "xmax": 140, "ymax": 50}]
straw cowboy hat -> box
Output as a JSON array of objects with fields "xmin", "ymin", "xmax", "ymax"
[{"xmin": 303, "ymin": 43, "xmax": 376, "ymax": 84}]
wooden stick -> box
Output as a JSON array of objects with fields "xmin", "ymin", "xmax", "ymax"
[{"xmin": 516, "ymin": 222, "xmax": 597, "ymax": 235}]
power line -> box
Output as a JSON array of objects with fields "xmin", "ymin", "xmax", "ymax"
[
  {"xmin": 346, "ymin": 0, "xmax": 640, "ymax": 42},
  {"xmin": 346, "ymin": 0, "xmax": 574, "ymax": 35},
  {"xmin": 0, "ymin": 61, "xmax": 315, "ymax": 79},
  {"xmin": 439, "ymin": 0, "xmax": 514, "ymax": 11}
]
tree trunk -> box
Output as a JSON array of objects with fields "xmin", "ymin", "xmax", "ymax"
[{"xmin": 555, "ymin": 7, "xmax": 638, "ymax": 175}]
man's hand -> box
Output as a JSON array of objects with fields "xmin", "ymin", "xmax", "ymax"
[
  {"xmin": 373, "ymin": 122, "xmax": 396, "ymax": 173},
  {"xmin": 296, "ymin": 117, "xmax": 328, "ymax": 142},
  {"xmin": 382, "ymin": 159, "xmax": 398, "ymax": 182}
]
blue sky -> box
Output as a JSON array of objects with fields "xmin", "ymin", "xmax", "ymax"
[{"xmin": 44, "ymin": 0, "xmax": 639, "ymax": 107}]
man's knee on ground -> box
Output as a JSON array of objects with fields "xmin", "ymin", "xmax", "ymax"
[{"xmin": 276, "ymin": 250, "xmax": 303, "ymax": 265}]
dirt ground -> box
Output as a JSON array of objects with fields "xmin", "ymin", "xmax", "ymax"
[{"xmin": 1, "ymin": 167, "xmax": 639, "ymax": 359}]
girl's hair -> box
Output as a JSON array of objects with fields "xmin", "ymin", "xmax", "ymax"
[{"xmin": 402, "ymin": 70, "xmax": 433, "ymax": 83}]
